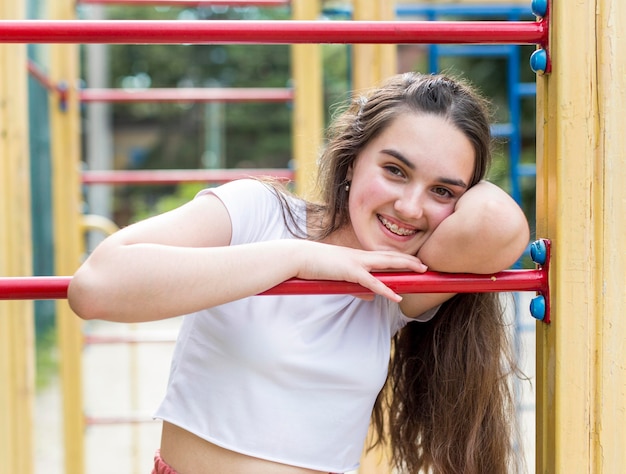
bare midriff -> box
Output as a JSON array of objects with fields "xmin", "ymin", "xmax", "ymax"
[{"xmin": 159, "ymin": 421, "xmax": 330, "ymax": 474}]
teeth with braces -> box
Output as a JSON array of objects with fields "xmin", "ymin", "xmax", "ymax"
[{"xmin": 378, "ymin": 216, "xmax": 416, "ymax": 236}]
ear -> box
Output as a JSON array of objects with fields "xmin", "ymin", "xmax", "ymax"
[{"xmin": 346, "ymin": 162, "xmax": 354, "ymax": 181}]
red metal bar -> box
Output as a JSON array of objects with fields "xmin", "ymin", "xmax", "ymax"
[
  {"xmin": 79, "ymin": 87, "xmax": 293, "ymax": 103},
  {"xmin": 0, "ymin": 277, "xmax": 71, "ymax": 300},
  {"xmin": 78, "ymin": 0, "xmax": 290, "ymax": 6},
  {"xmin": 0, "ymin": 20, "xmax": 547, "ymax": 46},
  {"xmin": 0, "ymin": 270, "xmax": 548, "ymax": 301},
  {"xmin": 26, "ymin": 59, "xmax": 57, "ymax": 92},
  {"xmin": 262, "ymin": 270, "xmax": 549, "ymax": 296},
  {"xmin": 81, "ymin": 168, "xmax": 294, "ymax": 185}
]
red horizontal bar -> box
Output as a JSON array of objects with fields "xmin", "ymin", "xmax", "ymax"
[
  {"xmin": 26, "ymin": 59, "xmax": 57, "ymax": 92},
  {"xmin": 0, "ymin": 270, "xmax": 547, "ymax": 301},
  {"xmin": 0, "ymin": 277, "xmax": 71, "ymax": 300},
  {"xmin": 78, "ymin": 0, "xmax": 290, "ymax": 6},
  {"xmin": 262, "ymin": 270, "xmax": 548, "ymax": 296},
  {"xmin": 81, "ymin": 168, "xmax": 294, "ymax": 185},
  {"xmin": 80, "ymin": 87, "xmax": 293, "ymax": 103},
  {"xmin": 0, "ymin": 20, "xmax": 547, "ymax": 45}
]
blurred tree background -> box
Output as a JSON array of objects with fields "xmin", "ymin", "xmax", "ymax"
[{"xmin": 77, "ymin": 3, "xmax": 536, "ymax": 232}]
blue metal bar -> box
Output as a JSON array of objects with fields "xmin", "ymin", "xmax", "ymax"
[
  {"xmin": 322, "ymin": 5, "xmax": 535, "ymax": 19},
  {"xmin": 491, "ymin": 123, "xmax": 514, "ymax": 138},
  {"xmin": 436, "ymin": 44, "xmax": 517, "ymax": 57},
  {"xmin": 396, "ymin": 5, "xmax": 534, "ymax": 18},
  {"xmin": 517, "ymin": 82, "xmax": 537, "ymax": 97}
]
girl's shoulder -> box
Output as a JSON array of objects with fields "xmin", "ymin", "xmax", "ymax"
[
  {"xmin": 200, "ymin": 178, "xmax": 306, "ymax": 243},
  {"xmin": 198, "ymin": 177, "xmax": 278, "ymax": 202}
]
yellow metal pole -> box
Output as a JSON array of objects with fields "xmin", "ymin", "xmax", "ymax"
[
  {"xmin": 290, "ymin": 0, "xmax": 323, "ymax": 199},
  {"xmin": 536, "ymin": 0, "xmax": 626, "ymax": 472},
  {"xmin": 0, "ymin": 1, "xmax": 35, "ymax": 473},
  {"xmin": 48, "ymin": 1, "xmax": 85, "ymax": 473},
  {"xmin": 351, "ymin": 0, "xmax": 396, "ymax": 92}
]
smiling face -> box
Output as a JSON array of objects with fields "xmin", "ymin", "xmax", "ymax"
[{"xmin": 338, "ymin": 112, "xmax": 475, "ymax": 255}]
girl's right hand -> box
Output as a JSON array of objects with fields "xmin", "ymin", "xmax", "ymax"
[{"xmin": 291, "ymin": 240, "xmax": 428, "ymax": 303}]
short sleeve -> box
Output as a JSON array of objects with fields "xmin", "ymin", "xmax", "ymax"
[{"xmin": 197, "ymin": 179, "xmax": 291, "ymax": 245}]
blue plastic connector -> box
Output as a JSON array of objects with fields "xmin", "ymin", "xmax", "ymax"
[
  {"xmin": 530, "ymin": 49, "xmax": 548, "ymax": 75},
  {"xmin": 531, "ymin": 0, "xmax": 549, "ymax": 18},
  {"xmin": 530, "ymin": 295, "xmax": 546, "ymax": 321},
  {"xmin": 530, "ymin": 239, "xmax": 547, "ymax": 265}
]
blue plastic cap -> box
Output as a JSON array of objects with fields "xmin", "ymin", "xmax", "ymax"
[
  {"xmin": 530, "ymin": 49, "xmax": 548, "ymax": 75},
  {"xmin": 531, "ymin": 0, "xmax": 549, "ymax": 18},
  {"xmin": 530, "ymin": 240, "xmax": 547, "ymax": 265},
  {"xmin": 530, "ymin": 295, "xmax": 546, "ymax": 321}
]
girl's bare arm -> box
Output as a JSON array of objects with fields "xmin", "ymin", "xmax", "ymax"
[{"xmin": 69, "ymin": 194, "xmax": 427, "ymax": 323}]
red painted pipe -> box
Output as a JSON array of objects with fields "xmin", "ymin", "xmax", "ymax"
[
  {"xmin": 78, "ymin": 0, "xmax": 290, "ymax": 6},
  {"xmin": 0, "ymin": 20, "xmax": 547, "ymax": 45},
  {"xmin": 80, "ymin": 87, "xmax": 293, "ymax": 103},
  {"xmin": 0, "ymin": 277, "xmax": 71, "ymax": 300},
  {"xmin": 0, "ymin": 270, "xmax": 547, "ymax": 301},
  {"xmin": 81, "ymin": 169, "xmax": 294, "ymax": 185},
  {"xmin": 26, "ymin": 59, "xmax": 57, "ymax": 92},
  {"xmin": 261, "ymin": 270, "xmax": 548, "ymax": 296}
]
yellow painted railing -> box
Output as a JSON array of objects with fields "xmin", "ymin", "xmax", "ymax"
[
  {"xmin": 535, "ymin": 0, "xmax": 626, "ymax": 472},
  {"xmin": 49, "ymin": 0, "xmax": 84, "ymax": 472},
  {"xmin": 0, "ymin": 2, "xmax": 35, "ymax": 474},
  {"xmin": 290, "ymin": 0, "xmax": 323, "ymax": 199}
]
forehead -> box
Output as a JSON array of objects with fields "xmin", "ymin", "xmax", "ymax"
[{"xmin": 368, "ymin": 112, "xmax": 475, "ymax": 177}]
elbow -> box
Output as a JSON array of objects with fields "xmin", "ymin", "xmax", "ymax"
[
  {"xmin": 485, "ymin": 199, "xmax": 531, "ymax": 270},
  {"xmin": 67, "ymin": 267, "xmax": 112, "ymax": 321}
]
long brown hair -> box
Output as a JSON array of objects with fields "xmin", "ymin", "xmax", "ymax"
[
  {"xmin": 271, "ymin": 72, "xmax": 522, "ymax": 472},
  {"xmin": 379, "ymin": 293, "xmax": 522, "ymax": 474}
]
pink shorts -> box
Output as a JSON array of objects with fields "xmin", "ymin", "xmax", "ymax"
[
  {"xmin": 151, "ymin": 448, "xmax": 341, "ymax": 474},
  {"xmin": 152, "ymin": 450, "xmax": 177, "ymax": 474}
]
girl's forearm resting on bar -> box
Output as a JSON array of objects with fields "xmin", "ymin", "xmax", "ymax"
[
  {"xmin": 68, "ymin": 195, "xmax": 427, "ymax": 322},
  {"xmin": 417, "ymin": 181, "xmax": 530, "ymax": 274}
]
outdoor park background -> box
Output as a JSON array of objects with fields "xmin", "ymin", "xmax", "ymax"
[{"xmin": 23, "ymin": 1, "xmax": 539, "ymax": 472}]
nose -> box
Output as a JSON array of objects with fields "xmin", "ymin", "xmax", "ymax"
[{"xmin": 393, "ymin": 187, "xmax": 426, "ymax": 222}]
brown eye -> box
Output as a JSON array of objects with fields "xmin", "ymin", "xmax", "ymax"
[
  {"xmin": 433, "ymin": 186, "xmax": 453, "ymax": 198},
  {"xmin": 384, "ymin": 165, "xmax": 405, "ymax": 178}
]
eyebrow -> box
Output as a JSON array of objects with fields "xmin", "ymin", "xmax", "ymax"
[{"xmin": 381, "ymin": 148, "xmax": 469, "ymax": 189}]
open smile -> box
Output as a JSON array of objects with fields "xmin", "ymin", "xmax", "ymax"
[{"xmin": 377, "ymin": 215, "xmax": 418, "ymax": 237}]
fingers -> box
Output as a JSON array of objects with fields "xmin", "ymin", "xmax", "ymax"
[
  {"xmin": 364, "ymin": 251, "xmax": 428, "ymax": 273},
  {"xmin": 353, "ymin": 251, "xmax": 428, "ymax": 302},
  {"xmin": 356, "ymin": 271, "xmax": 403, "ymax": 303}
]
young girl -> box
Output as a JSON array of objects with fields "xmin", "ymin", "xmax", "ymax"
[{"xmin": 69, "ymin": 72, "xmax": 530, "ymax": 474}]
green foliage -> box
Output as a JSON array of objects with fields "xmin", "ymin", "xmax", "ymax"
[
  {"xmin": 98, "ymin": 3, "xmax": 294, "ymax": 167},
  {"xmin": 35, "ymin": 324, "xmax": 58, "ymax": 389},
  {"xmin": 130, "ymin": 182, "xmax": 207, "ymax": 222}
]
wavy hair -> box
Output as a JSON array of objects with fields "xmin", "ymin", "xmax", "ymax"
[{"xmin": 271, "ymin": 72, "xmax": 522, "ymax": 472}]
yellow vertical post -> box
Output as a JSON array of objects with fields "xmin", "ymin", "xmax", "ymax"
[
  {"xmin": 0, "ymin": 0, "xmax": 35, "ymax": 473},
  {"xmin": 290, "ymin": 0, "xmax": 323, "ymax": 198},
  {"xmin": 48, "ymin": 1, "xmax": 85, "ymax": 473},
  {"xmin": 352, "ymin": 0, "xmax": 396, "ymax": 92},
  {"xmin": 536, "ymin": 0, "xmax": 626, "ymax": 472}
]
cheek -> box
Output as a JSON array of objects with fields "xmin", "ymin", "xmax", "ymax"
[
  {"xmin": 429, "ymin": 205, "xmax": 456, "ymax": 229},
  {"xmin": 350, "ymin": 178, "xmax": 388, "ymax": 210}
]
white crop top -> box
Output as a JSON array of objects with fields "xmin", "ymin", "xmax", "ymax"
[{"xmin": 154, "ymin": 179, "xmax": 436, "ymax": 472}]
